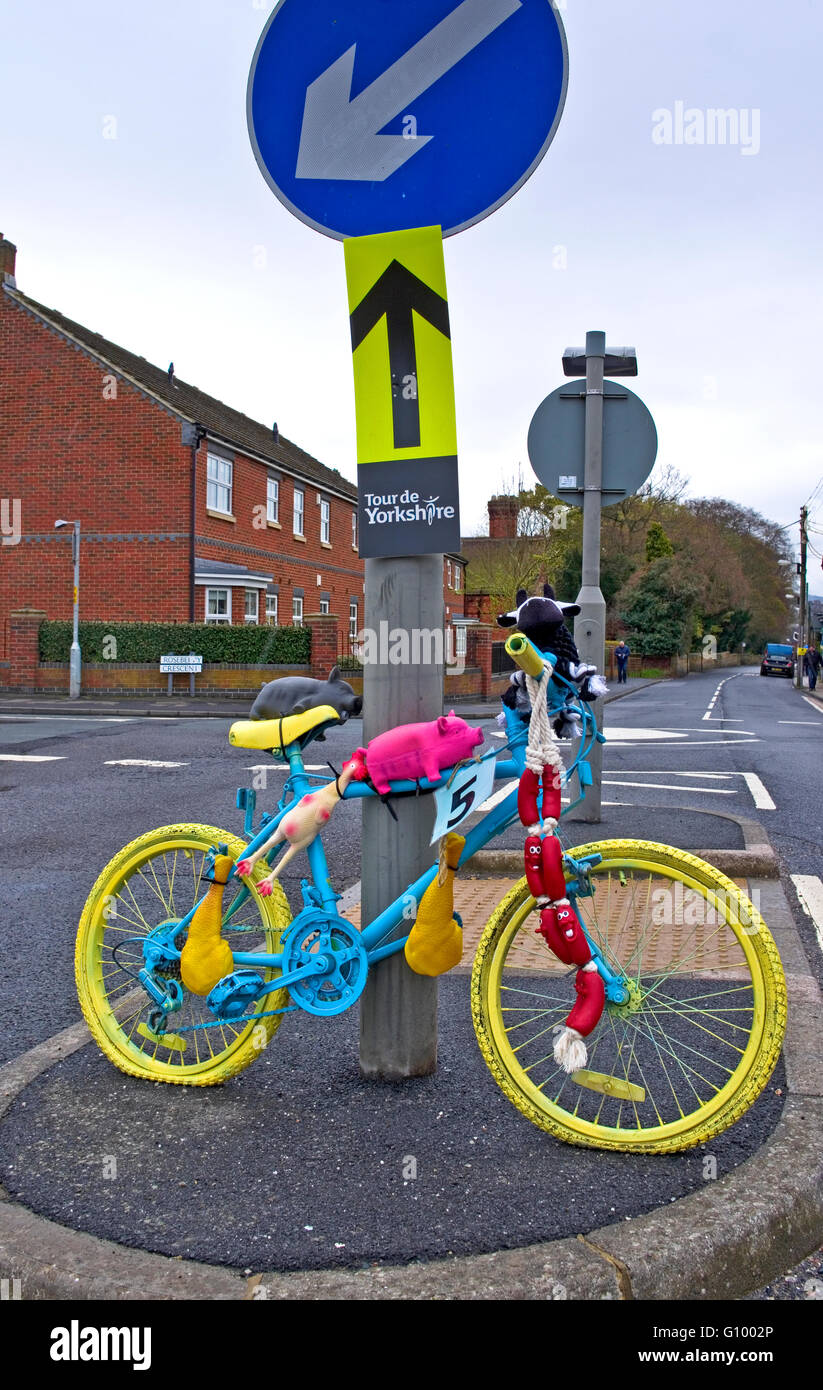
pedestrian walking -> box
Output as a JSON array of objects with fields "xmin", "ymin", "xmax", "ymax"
[
  {"xmin": 615, "ymin": 640, "xmax": 631, "ymax": 685},
  {"xmin": 803, "ymin": 645, "xmax": 822, "ymax": 692}
]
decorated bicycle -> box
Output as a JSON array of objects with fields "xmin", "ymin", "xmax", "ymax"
[{"xmin": 76, "ymin": 586, "xmax": 786, "ymax": 1154}]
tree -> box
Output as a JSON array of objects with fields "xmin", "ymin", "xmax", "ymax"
[
  {"xmin": 645, "ymin": 522, "xmax": 674, "ymax": 561},
  {"xmin": 619, "ymin": 557, "xmax": 699, "ymax": 657}
]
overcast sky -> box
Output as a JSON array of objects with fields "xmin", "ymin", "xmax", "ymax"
[{"xmin": 3, "ymin": 0, "xmax": 822, "ymax": 563}]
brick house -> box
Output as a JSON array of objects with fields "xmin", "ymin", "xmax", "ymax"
[
  {"xmin": 0, "ymin": 234, "xmax": 466, "ymax": 675},
  {"xmin": 0, "ymin": 234, "xmax": 365, "ymax": 655}
]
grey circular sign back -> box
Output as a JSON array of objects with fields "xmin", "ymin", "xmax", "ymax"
[{"xmin": 527, "ymin": 379, "xmax": 658, "ymax": 506}]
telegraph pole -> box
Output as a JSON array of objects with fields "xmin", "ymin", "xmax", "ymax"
[{"xmin": 796, "ymin": 505, "xmax": 808, "ymax": 688}]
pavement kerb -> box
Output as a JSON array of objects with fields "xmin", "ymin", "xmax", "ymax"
[{"xmin": 1, "ymin": 867, "xmax": 821, "ymax": 1301}]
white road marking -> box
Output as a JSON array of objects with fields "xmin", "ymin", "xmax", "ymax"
[
  {"xmin": 605, "ymin": 739, "xmax": 759, "ymax": 748},
  {"xmin": 476, "ymin": 783, "xmax": 518, "ymax": 814},
  {"xmin": 791, "ymin": 876, "xmax": 823, "ymax": 958},
  {"xmin": 603, "ymin": 727, "xmax": 688, "ymax": 740},
  {"xmin": 605, "ymin": 768, "xmax": 776, "ymax": 809},
  {"xmin": 0, "ymin": 753, "xmax": 65, "ymax": 762},
  {"xmin": 602, "ymin": 779, "xmax": 735, "ymax": 795},
  {"xmin": 0, "ymin": 714, "xmax": 136, "ymax": 722},
  {"xmin": 740, "ymin": 772, "xmax": 776, "ymax": 810},
  {"xmin": 702, "ymin": 677, "xmax": 730, "ymax": 720},
  {"xmin": 802, "ymin": 697, "xmax": 823, "ymax": 715},
  {"xmin": 778, "ymin": 721, "xmax": 823, "ymax": 725},
  {"xmin": 104, "ymin": 759, "xmax": 188, "ymax": 768},
  {"xmin": 606, "ymin": 770, "xmax": 735, "ymax": 778}
]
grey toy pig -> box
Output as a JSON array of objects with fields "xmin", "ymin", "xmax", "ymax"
[{"xmin": 250, "ymin": 666, "xmax": 362, "ymax": 724}]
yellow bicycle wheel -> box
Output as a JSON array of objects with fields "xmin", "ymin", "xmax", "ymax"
[
  {"xmin": 471, "ymin": 840, "xmax": 786, "ymax": 1153},
  {"xmin": 76, "ymin": 824, "xmax": 291, "ymax": 1085}
]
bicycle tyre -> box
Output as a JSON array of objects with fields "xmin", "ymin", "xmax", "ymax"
[
  {"xmin": 76, "ymin": 823, "xmax": 291, "ymax": 1085},
  {"xmin": 471, "ymin": 840, "xmax": 786, "ymax": 1153}
]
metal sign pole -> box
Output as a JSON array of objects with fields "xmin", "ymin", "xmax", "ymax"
[{"xmin": 570, "ymin": 331, "xmax": 606, "ymax": 821}]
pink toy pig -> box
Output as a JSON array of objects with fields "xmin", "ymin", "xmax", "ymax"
[{"xmin": 357, "ymin": 713, "xmax": 484, "ymax": 795}]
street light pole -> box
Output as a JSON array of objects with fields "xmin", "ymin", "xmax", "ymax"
[{"xmin": 55, "ymin": 519, "xmax": 82, "ymax": 698}]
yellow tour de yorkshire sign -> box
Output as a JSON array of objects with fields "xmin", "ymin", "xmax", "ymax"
[{"xmin": 344, "ymin": 225, "xmax": 460, "ymax": 558}]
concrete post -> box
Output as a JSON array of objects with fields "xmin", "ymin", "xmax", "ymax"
[
  {"xmin": 570, "ymin": 331, "xmax": 606, "ymax": 822},
  {"xmin": 358, "ymin": 554, "xmax": 444, "ymax": 1079}
]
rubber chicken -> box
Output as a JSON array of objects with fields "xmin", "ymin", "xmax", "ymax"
[
  {"xmin": 180, "ymin": 852, "xmax": 235, "ymax": 997},
  {"xmin": 404, "ymin": 833, "xmax": 465, "ymax": 977},
  {"xmin": 236, "ymin": 752, "xmax": 367, "ymax": 895}
]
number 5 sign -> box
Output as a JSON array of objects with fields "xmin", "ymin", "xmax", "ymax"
[{"xmin": 430, "ymin": 757, "xmax": 496, "ymax": 843}]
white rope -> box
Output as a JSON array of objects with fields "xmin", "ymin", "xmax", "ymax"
[{"xmin": 525, "ymin": 663, "xmax": 564, "ymax": 779}]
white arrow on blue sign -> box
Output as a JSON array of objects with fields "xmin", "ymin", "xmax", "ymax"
[{"xmin": 247, "ymin": 0, "xmax": 568, "ymax": 240}]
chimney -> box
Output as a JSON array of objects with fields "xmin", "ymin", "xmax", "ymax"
[
  {"xmin": 0, "ymin": 235, "xmax": 17, "ymax": 286},
  {"xmin": 488, "ymin": 494, "xmax": 519, "ymax": 540}
]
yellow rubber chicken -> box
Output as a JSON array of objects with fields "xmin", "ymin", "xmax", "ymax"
[
  {"xmin": 180, "ymin": 853, "xmax": 235, "ymax": 997},
  {"xmin": 404, "ymin": 833, "xmax": 465, "ymax": 977}
]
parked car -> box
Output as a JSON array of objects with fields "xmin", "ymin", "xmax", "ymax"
[{"xmin": 760, "ymin": 643, "xmax": 795, "ymax": 678}]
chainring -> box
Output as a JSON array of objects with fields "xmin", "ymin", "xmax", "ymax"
[{"xmin": 281, "ymin": 911, "xmax": 368, "ymax": 1016}]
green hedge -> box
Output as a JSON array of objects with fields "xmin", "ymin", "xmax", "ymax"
[{"xmin": 39, "ymin": 621, "xmax": 311, "ymax": 665}]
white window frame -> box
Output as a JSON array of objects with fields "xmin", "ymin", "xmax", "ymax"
[
  {"xmin": 320, "ymin": 498, "xmax": 331, "ymax": 544},
  {"xmin": 267, "ymin": 476, "xmax": 279, "ymax": 524},
  {"xmin": 292, "ymin": 595, "xmax": 304, "ymax": 626},
  {"xmin": 352, "ymin": 510, "xmax": 358, "ymax": 549},
  {"xmin": 205, "ymin": 587, "xmax": 231, "ymax": 624},
  {"xmin": 319, "ymin": 597, "xmax": 330, "ymax": 615},
  {"xmin": 349, "ymin": 599, "xmax": 358, "ymax": 641},
  {"xmin": 207, "ymin": 454, "xmax": 233, "ymax": 515},
  {"xmin": 244, "ymin": 589, "xmax": 259, "ymax": 624},
  {"xmin": 454, "ymin": 564, "xmax": 461, "ymax": 592},
  {"xmin": 293, "ymin": 487, "xmax": 305, "ymax": 536},
  {"xmin": 266, "ymin": 592, "xmax": 278, "ymax": 625},
  {"xmin": 455, "ymin": 625, "xmax": 467, "ymax": 660},
  {"xmin": 446, "ymin": 559, "xmax": 452, "ymax": 588}
]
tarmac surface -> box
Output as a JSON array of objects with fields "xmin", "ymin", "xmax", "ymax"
[{"xmin": 0, "ymin": 668, "xmax": 821, "ymax": 1299}]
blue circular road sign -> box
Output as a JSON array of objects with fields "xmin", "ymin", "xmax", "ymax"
[{"xmin": 247, "ymin": 0, "xmax": 568, "ymax": 240}]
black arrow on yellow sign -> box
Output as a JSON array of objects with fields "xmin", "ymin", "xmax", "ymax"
[{"xmin": 349, "ymin": 259, "xmax": 451, "ymax": 450}]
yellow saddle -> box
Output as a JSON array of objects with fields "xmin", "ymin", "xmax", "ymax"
[{"xmin": 229, "ymin": 705, "xmax": 341, "ymax": 752}]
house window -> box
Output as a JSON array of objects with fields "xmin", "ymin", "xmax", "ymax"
[
  {"xmin": 320, "ymin": 498, "xmax": 330, "ymax": 544},
  {"xmin": 266, "ymin": 592, "xmax": 278, "ymax": 625},
  {"xmin": 207, "ymin": 455, "xmax": 232, "ymax": 514},
  {"xmin": 349, "ymin": 600, "xmax": 358, "ymax": 640},
  {"xmin": 293, "ymin": 594, "xmax": 304, "ymax": 626},
  {"xmin": 205, "ymin": 588, "xmax": 231, "ymax": 624},
  {"xmin": 455, "ymin": 564, "xmax": 461, "ymax": 592},
  {"xmin": 293, "ymin": 487, "xmax": 304, "ymax": 536},
  {"xmin": 319, "ymin": 597, "xmax": 330, "ymax": 615},
  {"xmin": 455, "ymin": 626, "xmax": 467, "ymax": 660},
  {"xmin": 244, "ymin": 589, "xmax": 259, "ymax": 624},
  {"xmin": 352, "ymin": 510, "xmax": 358, "ymax": 549},
  {"xmin": 267, "ymin": 477, "xmax": 279, "ymax": 523},
  {"xmin": 446, "ymin": 559, "xmax": 452, "ymax": 588}
]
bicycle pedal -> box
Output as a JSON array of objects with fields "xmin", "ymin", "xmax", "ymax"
[
  {"xmin": 571, "ymin": 1069, "xmax": 645, "ymax": 1103},
  {"xmin": 136, "ymin": 1022, "xmax": 187, "ymax": 1053}
]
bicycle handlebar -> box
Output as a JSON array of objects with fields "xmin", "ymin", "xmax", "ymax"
[{"xmin": 504, "ymin": 632, "xmax": 552, "ymax": 678}]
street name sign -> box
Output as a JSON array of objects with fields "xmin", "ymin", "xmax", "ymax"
[
  {"xmin": 247, "ymin": 0, "xmax": 568, "ymax": 240},
  {"xmin": 159, "ymin": 654, "xmax": 203, "ymax": 675},
  {"xmin": 527, "ymin": 379, "xmax": 658, "ymax": 506},
  {"xmin": 344, "ymin": 225, "xmax": 460, "ymax": 557}
]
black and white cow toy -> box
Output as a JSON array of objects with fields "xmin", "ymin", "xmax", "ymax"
[{"xmin": 497, "ymin": 585, "xmax": 607, "ymax": 736}]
